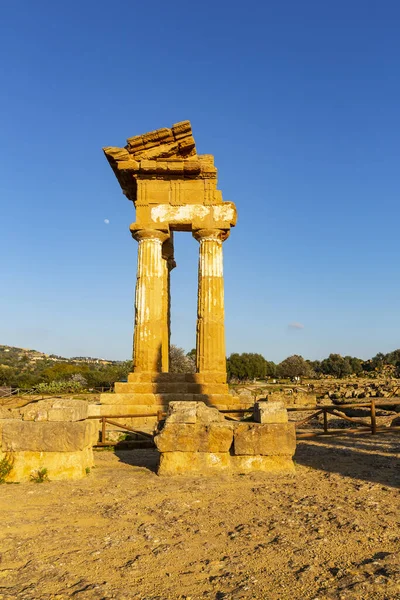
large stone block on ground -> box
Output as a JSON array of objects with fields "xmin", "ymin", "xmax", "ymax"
[
  {"xmin": 254, "ymin": 400, "xmax": 288, "ymax": 424},
  {"xmin": 157, "ymin": 452, "xmax": 295, "ymax": 475},
  {"xmin": 1, "ymin": 420, "xmax": 97, "ymax": 452},
  {"xmin": 0, "ymin": 447, "xmax": 94, "ymax": 482},
  {"xmin": 165, "ymin": 400, "xmax": 225, "ymax": 424},
  {"xmin": 233, "ymin": 423, "xmax": 296, "ymax": 456},
  {"xmin": 158, "ymin": 451, "xmax": 231, "ymax": 475},
  {"xmin": 154, "ymin": 423, "xmax": 233, "ymax": 453},
  {"xmin": 166, "ymin": 401, "xmax": 197, "ymax": 423},
  {"xmin": 196, "ymin": 402, "xmax": 225, "ymax": 423},
  {"xmin": 268, "ymin": 391, "xmax": 316, "ymax": 407},
  {"xmin": 47, "ymin": 399, "xmax": 88, "ymax": 422},
  {"xmin": 19, "ymin": 399, "xmax": 88, "ymax": 422}
]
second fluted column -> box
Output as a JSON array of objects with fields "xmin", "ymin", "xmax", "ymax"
[{"xmin": 193, "ymin": 228, "xmax": 228, "ymax": 376}]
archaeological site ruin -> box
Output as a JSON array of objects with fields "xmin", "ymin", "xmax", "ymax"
[
  {"xmin": 96, "ymin": 120, "xmax": 296, "ymax": 474},
  {"xmin": 99, "ymin": 120, "xmax": 238, "ymax": 419},
  {"xmin": 0, "ymin": 121, "xmax": 296, "ymax": 480}
]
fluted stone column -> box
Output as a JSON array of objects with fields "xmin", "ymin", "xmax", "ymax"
[
  {"xmin": 194, "ymin": 228, "xmax": 229, "ymax": 375},
  {"xmin": 161, "ymin": 234, "xmax": 176, "ymax": 372},
  {"xmin": 132, "ymin": 229, "xmax": 169, "ymax": 373}
]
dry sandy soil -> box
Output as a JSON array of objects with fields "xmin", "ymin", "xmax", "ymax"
[{"xmin": 0, "ymin": 433, "xmax": 399, "ymax": 600}]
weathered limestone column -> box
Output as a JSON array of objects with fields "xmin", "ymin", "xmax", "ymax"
[
  {"xmin": 132, "ymin": 229, "xmax": 169, "ymax": 373},
  {"xmin": 161, "ymin": 234, "xmax": 176, "ymax": 372},
  {"xmin": 193, "ymin": 228, "xmax": 228, "ymax": 375}
]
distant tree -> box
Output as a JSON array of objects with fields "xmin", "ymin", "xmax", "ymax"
[
  {"xmin": 320, "ymin": 354, "xmax": 352, "ymax": 378},
  {"xmin": 169, "ymin": 345, "xmax": 195, "ymax": 373},
  {"xmin": 42, "ymin": 363, "xmax": 86, "ymax": 381},
  {"xmin": 370, "ymin": 352, "xmax": 385, "ymax": 371},
  {"xmin": 277, "ymin": 355, "xmax": 311, "ymax": 379},
  {"xmin": 265, "ymin": 360, "xmax": 277, "ymax": 377},
  {"xmin": 307, "ymin": 359, "xmax": 322, "ymax": 377},
  {"xmin": 346, "ymin": 356, "xmax": 363, "ymax": 376},
  {"xmin": 226, "ymin": 353, "xmax": 267, "ymax": 381},
  {"xmin": 186, "ymin": 348, "xmax": 196, "ymax": 370},
  {"xmin": 384, "ymin": 349, "xmax": 400, "ymax": 366}
]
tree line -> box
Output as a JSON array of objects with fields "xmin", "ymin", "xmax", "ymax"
[
  {"xmin": 1, "ymin": 345, "xmax": 400, "ymax": 391},
  {"xmin": 227, "ymin": 350, "xmax": 400, "ymax": 381}
]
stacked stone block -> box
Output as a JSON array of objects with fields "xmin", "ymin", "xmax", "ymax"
[
  {"xmin": 154, "ymin": 401, "xmax": 296, "ymax": 475},
  {"xmin": 0, "ymin": 399, "xmax": 97, "ymax": 482}
]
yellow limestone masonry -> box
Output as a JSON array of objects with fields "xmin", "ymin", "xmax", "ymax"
[{"xmin": 98, "ymin": 121, "xmax": 241, "ymax": 419}]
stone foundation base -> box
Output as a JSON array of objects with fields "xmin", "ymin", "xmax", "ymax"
[
  {"xmin": 0, "ymin": 401, "xmax": 98, "ymax": 482},
  {"xmin": 95, "ymin": 373, "xmax": 250, "ymax": 433},
  {"xmin": 0, "ymin": 448, "xmax": 94, "ymax": 482},
  {"xmin": 154, "ymin": 401, "xmax": 297, "ymax": 476},
  {"xmin": 100, "ymin": 392, "xmax": 242, "ymax": 406},
  {"xmin": 158, "ymin": 451, "xmax": 295, "ymax": 475}
]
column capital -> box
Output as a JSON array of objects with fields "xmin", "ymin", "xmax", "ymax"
[
  {"xmin": 130, "ymin": 227, "xmax": 169, "ymax": 244},
  {"xmin": 192, "ymin": 228, "xmax": 230, "ymax": 243}
]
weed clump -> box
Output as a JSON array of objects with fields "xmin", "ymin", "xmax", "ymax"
[
  {"xmin": 30, "ymin": 468, "xmax": 49, "ymax": 483},
  {"xmin": 0, "ymin": 454, "xmax": 14, "ymax": 483}
]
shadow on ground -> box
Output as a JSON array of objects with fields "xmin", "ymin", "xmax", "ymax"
[
  {"xmin": 114, "ymin": 448, "xmax": 159, "ymax": 473},
  {"xmin": 295, "ymin": 433, "xmax": 400, "ymax": 489}
]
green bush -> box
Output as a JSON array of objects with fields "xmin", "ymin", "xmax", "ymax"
[{"xmin": 34, "ymin": 380, "xmax": 84, "ymax": 394}]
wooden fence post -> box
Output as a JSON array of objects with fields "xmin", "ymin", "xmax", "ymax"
[
  {"xmin": 101, "ymin": 417, "xmax": 106, "ymax": 444},
  {"xmin": 323, "ymin": 408, "xmax": 328, "ymax": 434},
  {"xmin": 371, "ymin": 400, "xmax": 377, "ymax": 434}
]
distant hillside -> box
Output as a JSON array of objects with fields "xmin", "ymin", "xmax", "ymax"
[
  {"xmin": 0, "ymin": 345, "xmax": 130, "ymax": 390},
  {"xmin": 0, "ymin": 345, "xmax": 119, "ymax": 367}
]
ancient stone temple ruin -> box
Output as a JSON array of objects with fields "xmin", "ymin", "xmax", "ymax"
[{"xmin": 97, "ymin": 121, "xmax": 241, "ymax": 421}]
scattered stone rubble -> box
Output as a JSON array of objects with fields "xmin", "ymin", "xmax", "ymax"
[
  {"xmin": 266, "ymin": 390, "xmax": 317, "ymax": 407},
  {"xmin": 319, "ymin": 380, "xmax": 400, "ymax": 402},
  {"xmin": 154, "ymin": 400, "xmax": 296, "ymax": 475},
  {"xmin": 0, "ymin": 399, "xmax": 97, "ymax": 482}
]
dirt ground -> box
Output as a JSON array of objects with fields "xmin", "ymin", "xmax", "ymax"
[{"xmin": 0, "ymin": 433, "xmax": 399, "ymax": 600}]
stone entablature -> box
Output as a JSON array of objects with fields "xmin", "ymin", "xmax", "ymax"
[{"xmin": 104, "ymin": 121, "xmax": 236, "ymax": 236}]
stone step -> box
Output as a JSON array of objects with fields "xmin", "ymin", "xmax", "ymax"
[
  {"xmin": 114, "ymin": 382, "xmax": 229, "ymax": 395},
  {"xmin": 127, "ymin": 372, "xmax": 227, "ymax": 384},
  {"xmin": 93, "ymin": 398, "xmax": 252, "ymax": 415},
  {"xmin": 100, "ymin": 392, "xmax": 244, "ymax": 406}
]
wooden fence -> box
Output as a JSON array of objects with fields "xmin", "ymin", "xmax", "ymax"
[{"xmin": 88, "ymin": 400, "xmax": 399, "ymax": 446}]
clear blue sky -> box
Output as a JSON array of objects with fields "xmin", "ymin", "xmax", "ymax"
[{"xmin": 1, "ymin": 1, "xmax": 400, "ymax": 362}]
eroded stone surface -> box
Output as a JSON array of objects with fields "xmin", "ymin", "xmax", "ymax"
[
  {"xmin": 0, "ymin": 448, "xmax": 94, "ymax": 482},
  {"xmin": 254, "ymin": 400, "xmax": 288, "ymax": 424},
  {"xmin": 16, "ymin": 399, "xmax": 88, "ymax": 422},
  {"xmin": 166, "ymin": 401, "xmax": 197, "ymax": 423},
  {"xmin": 154, "ymin": 423, "xmax": 234, "ymax": 453},
  {"xmin": 233, "ymin": 423, "xmax": 296, "ymax": 457},
  {"xmin": 1, "ymin": 420, "xmax": 97, "ymax": 452}
]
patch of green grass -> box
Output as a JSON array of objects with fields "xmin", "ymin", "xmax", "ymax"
[
  {"xmin": 30, "ymin": 468, "xmax": 49, "ymax": 483},
  {"xmin": 85, "ymin": 467, "xmax": 91, "ymax": 475}
]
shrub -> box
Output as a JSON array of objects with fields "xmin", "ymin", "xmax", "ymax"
[
  {"xmin": 30, "ymin": 468, "xmax": 49, "ymax": 483},
  {"xmin": 34, "ymin": 380, "xmax": 84, "ymax": 394},
  {"xmin": 0, "ymin": 454, "xmax": 14, "ymax": 483}
]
